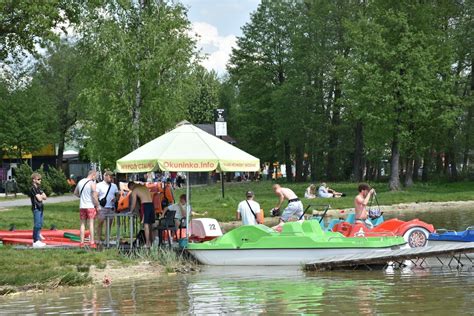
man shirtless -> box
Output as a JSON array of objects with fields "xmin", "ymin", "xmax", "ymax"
[
  {"xmin": 128, "ymin": 182, "xmax": 154, "ymax": 247},
  {"xmin": 354, "ymin": 183, "xmax": 376, "ymax": 228},
  {"xmin": 272, "ymin": 184, "xmax": 304, "ymax": 229}
]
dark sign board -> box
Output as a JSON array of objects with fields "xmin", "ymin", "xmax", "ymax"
[{"xmin": 214, "ymin": 109, "xmax": 226, "ymax": 122}]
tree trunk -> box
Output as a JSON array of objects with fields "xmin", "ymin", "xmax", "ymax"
[
  {"xmin": 327, "ymin": 80, "xmax": 341, "ymax": 181},
  {"xmin": 404, "ymin": 158, "xmax": 414, "ymax": 187},
  {"xmin": 303, "ymin": 153, "xmax": 310, "ymax": 181},
  {"xmin": 462, "ymin": 61, "xmax": 474, "ymax": 173},
  {"xmin": 389, "ymin": 138, "xmax": 401, "ymax": 191},
  {"xmin": 435, "ymin": 152, "xmax": 444, "ymax": 175},
  {"xmin": 56, "ymin": 134, "xmax": 65, "ymax": 171},
  {"xmin": 351, "ymin": 121, "xmax": 364, "ymax": 182},
  {"xmin": 447, "ymin": 147, "xmax": 458, "ymax": 180},
  {"xmin": 413, "ymin": 157, "xmax": 420, "ymax": 182},
  {"xmin": 422, "ymin": 150, "xmax": 430, "ymax": 182},
  {"xmin": 310, "ymin": 148, "xmax": 317, "ymax": 182},
  {"xmin": 284, "ymin": 140, "xmax": 293, "ymax": 182},
  {"xmin": 132, "ymin": 78, "xmax": 142, "ymax": 149},
  {"xmin": 295, "ymin": 145, "xmax": 304, "ymax": 182}
]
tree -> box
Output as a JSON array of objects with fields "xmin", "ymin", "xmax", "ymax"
[
  {"xmin": 34, "ymin": 42, "xmax": 85, "ymax": 170},
  {"xmin": 0, "ymin": 1, "xmax": 88, "ymax": 60},
  {"xmin": 229, "ymin": 1, "xmax": 303, "ymax": 181},
  {"xmin": 345, "ymin": 1, "xmax": 459, "ymax": 189},
  {"xmin": 78, "ymin": 0, "xmax": 198, "ymax": 168},
  {"xmin": 0, "ymin": 75, "xmax": 53, "ymax": 159},
  {"xmin": 186, "ymin": 66, "xmax": 220, "ymax": 124}
]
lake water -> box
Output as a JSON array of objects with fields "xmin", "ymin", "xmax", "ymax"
[{"xmin": 1, "ymin": 208, "xmax": 474, "ymax": 315}]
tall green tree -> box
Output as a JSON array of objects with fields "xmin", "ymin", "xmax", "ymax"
[
  {"xmin": 186, "ymin": 66, "xmax": 220, "ymax": 124},
  {"xmin": 229, "ymin": 0, "xmax": 303, "ymax": 181},
  {"xmin": 34, "ymin": 42, "xmax": 85, "ymax": 170},
  {"xmin": 78, "ymin": 0, "xmax": 198, "ymax": 168},
  {"xmin": 345, "ymin": 1, "xmax": 459, "ymax": 189}
]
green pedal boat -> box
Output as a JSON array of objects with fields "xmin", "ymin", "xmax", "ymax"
[{"xmin": 187, "ymin": 221, "xmax": 406, "ymax": 266}]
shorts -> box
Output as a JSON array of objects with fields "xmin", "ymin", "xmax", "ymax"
[
  {"xmin": 280, "ymin": 201, "xmax": 304, "ymax": 222},
  {"xmin": 142, "ymin": 202, "xmax": 156, "ymax": 225},
  {"xmin": 80, "ymin": 208, "xmax": 97, "ymax": 220},
  {"xmin": 98, "ymin": 207, "xmax": 115, "ymax": 220}
]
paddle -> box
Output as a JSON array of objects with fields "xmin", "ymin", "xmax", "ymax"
[
  {"xmin": 299, "ymin": 204, "xmax": 330, "ymax": 222},
  {"xmin": 63, "ymin": 232, "xmax": 81, "ymax": 242}
]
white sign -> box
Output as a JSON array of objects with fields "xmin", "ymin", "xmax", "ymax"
[{"xmin": 215, "ymin": 121, "xmax": 227, "ymax": 136}]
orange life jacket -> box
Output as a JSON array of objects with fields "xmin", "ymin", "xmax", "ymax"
[{"xmin": 117, "ymin": 191, "xmax": 131, "ymax": 213}]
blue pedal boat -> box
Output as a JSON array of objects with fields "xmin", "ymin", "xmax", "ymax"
[{"xmin": 428, "ymin": 227, "xmax": 474, "ymax": 245}]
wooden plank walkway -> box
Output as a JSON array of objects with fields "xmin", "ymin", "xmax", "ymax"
[{"xmin": 305, "ymin": 243, "xmax": 474, "ymax": 271}]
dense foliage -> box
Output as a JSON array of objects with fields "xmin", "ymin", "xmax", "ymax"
[
  {"xmin": 0, "ymin": 0, "xmax": 472, "ymax": 190},
  {"xmin": 227, "ymin": 0, "xmax": 473, "ymax": 188}
]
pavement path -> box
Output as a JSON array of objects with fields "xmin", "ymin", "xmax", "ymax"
[{"xmin": 0, "ymin": 194, "xmax": 78, "ymax": 210}]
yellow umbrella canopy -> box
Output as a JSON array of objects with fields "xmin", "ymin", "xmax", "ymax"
[{"xmin": 116, "ymin": 123, "xmax": 260, "ymax": 173}]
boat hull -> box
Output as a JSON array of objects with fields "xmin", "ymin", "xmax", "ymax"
[{"xmin": 188, "ymin": 246, "xmax": 399, "ymax": 266}]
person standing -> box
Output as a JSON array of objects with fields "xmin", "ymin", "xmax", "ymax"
[
  {"xmin": 96, "ymin": 170, "xmax": 119, "ymax": 243},
  {"xmin": 30, "ymin": 173, "xmax": 47, "ymax": 248},
  {"xmin": 74, "ymin": 170, "xmax": 99, "ymax": 248},
  {"xmin": 128, "ymin": 181, "xmax": 154, "ymax": 248},
  {"xmin": 236, "ymin": 191, "xmax": 261, "ymax": 225},
  {"xmin": 271, "ymin": 184, "xmax": 304, "ymax": 229}
]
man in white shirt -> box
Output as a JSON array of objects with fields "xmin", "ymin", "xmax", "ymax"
[
  {"xmin": 96, "ymin": 170, "xmax": 119, "ymax": 243},
  {"xmin": 236, "ymin": 191, "xmax": 261, "ymax": 225},
  {"xmin": 74, "ymin": 170, "xmax": 99, "ymax": 247}
]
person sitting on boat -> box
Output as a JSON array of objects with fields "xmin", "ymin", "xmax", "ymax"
[
  {"xmin": 318, "ymin": 182, "xmax": 344, "ymax": 198},
  {"xmin": 236, "ymin": 191, "xmax": 262, "ymax": 225},
  {"xmin": 166, "ymin": 194, "xmax": 207, "ymax": 226},
  {"xmin": 304, "ymin": 184, "xmax": 317, "ymax": 199},
  {"xmin": 354, "ymin": 183, "xmax": 376, "ymax": 228},
  {"xmin": 271, "ymin": 184, "xmax": 304, "ymax": 230}
]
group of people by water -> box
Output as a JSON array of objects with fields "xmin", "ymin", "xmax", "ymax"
[
  {"xmin": 236, "ymin": 183, "xmax": 377, "ymax": 230},
  {"xmin": 29, "ymin": 168, "xmax": 377, "ymax": 248},
  {"xmin": 29, "ymin": 169, "xmax": 201, "ymax": 248}
]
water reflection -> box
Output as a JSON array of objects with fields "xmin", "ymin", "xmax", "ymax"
[
  {"xmin": 2, "ymin": 266, "xmax": 472, "ymax": 315},
  {"xmin": 1, "ymin": 208, "xmax": 474, "ymax": 314},
  {"xmin": 384, "ymin": 208, "xmax": 474, "ymax": 231}
]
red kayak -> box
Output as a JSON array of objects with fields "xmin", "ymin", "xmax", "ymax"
[
  {"xmin": 1, "ymin": 237, "xmax": 82, "ymax": 247},
  {"xmin": 0, "ymin": 229, "xmax": 89, "ymax": 239}
]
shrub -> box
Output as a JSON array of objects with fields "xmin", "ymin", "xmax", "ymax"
[
  {"xmin": 15, "ymin": 163, "xmax": 53, "ymax": 196},
  {"xmin": 46, "ymin": 167, "xmax": 69, "ymax": 195}
]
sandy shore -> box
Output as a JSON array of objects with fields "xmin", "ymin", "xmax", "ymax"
[{"xmin": 89, "ymin": 260, "xmax": 163, "ymax": 285}]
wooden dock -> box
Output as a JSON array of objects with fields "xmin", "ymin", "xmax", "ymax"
[{"xmin": 305, "ymin": 243, "xmax": 474, "ymax": 271}]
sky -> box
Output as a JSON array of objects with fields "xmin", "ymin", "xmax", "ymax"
[{"xmin": 180, "ymin": 0, "xmax": 260, "ymax": 76}]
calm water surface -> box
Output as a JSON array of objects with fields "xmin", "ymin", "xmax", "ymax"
[{"xmin": 1, "ymin": 208, "xmax": 474, "ymax": 315}]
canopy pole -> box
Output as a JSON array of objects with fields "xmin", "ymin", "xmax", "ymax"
[
  {"xmin": 185, "ymin": 171, "xmax": 190, "ymax": 239},
  {"xmin": 221, "ymin": 171, "xmax": 225, "ymax": 198}
]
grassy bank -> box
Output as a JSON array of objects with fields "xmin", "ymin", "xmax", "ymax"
[{"xmin": 0, "ymin": 248, "xmax": 133, "ymax": 295}]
